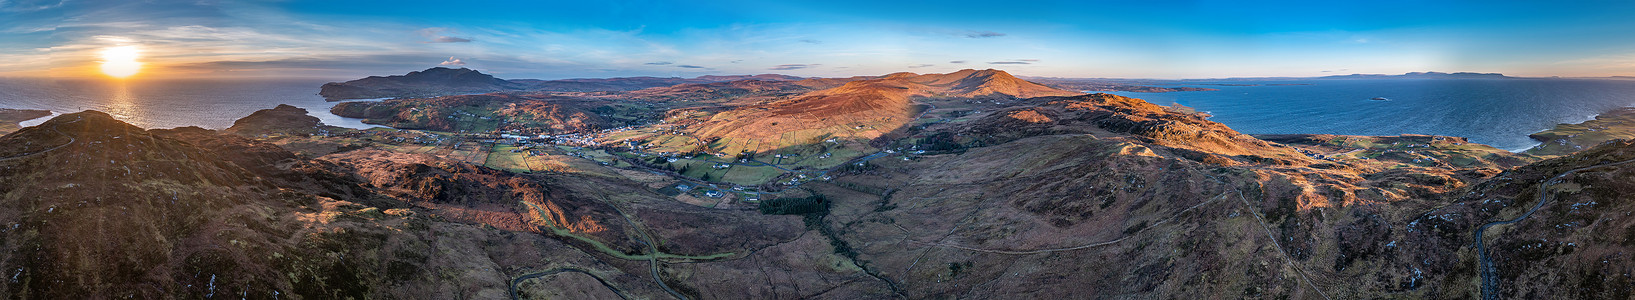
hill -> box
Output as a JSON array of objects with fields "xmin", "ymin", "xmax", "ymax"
[
  {"xmin": 320, "ymin": 67, "xmax": 526, "ymax": 100},
  {"xmin": 679, "ymin": 69, "xmax": 1081, "ymax": 154},
  {"xmin": 330, "ymin": 93, "xmax": 618, "ymax": 134},
  {"xmin": 224, "ymin": 104, "xmax": 326, "ymax": 136},
  {"xmin": 0, "ymin": 110, "xmax": 820, "ymax": 298}
]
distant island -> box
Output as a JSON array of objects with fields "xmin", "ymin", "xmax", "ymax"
[
  {"xmin": 1317, "ymin": 71, "xmax": 1511, "ymax": 79},
  {"xmin": 320, "ymin": 67, "xmax": 807, "ymax": 101}
]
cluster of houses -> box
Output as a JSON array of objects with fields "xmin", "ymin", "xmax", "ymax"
[
  {"xmin": 674, "ymin": 183, "xmax": 729, "ymax": 199},
  {"xmin": 1295, "ymin": 148, "xmax": 1344, "ymax": 162}
]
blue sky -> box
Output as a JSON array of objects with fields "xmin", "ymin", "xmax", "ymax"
[{"xmin": 3, "ymin": 0, "xmax": 1635, "ymax": 79}]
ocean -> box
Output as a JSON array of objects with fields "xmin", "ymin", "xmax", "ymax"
[
  {"xmin": 1106, "ymin": 78, "xmax": 1635, "ymax": 151},
  {"xmin": 0, "ymin": 78, "xmax": 378, "ymax": 130},
  {"xmin": 4, "ymin": 77, "xmax": 1635, "ymax": 151}
]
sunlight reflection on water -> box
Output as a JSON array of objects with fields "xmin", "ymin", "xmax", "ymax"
[{"xmin": 0, "ymin": 78, "xmax": 381, "ymax": 130}]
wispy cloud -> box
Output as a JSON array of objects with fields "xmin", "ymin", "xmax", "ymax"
[
  {"xmin": 799, "ymin": 39, "xmax": 822, "ymax": 44},
  {"xmin": 908, "ymin": 64, "xmax": 933, "ymax": 68},
  {"xmin": 439, "ymin": 57, "xmax": 466, "ymax": 66},
  {"xmin": 429, "ymin": 36, "xmax": 471, "ymax": 43},
  {"xmin": 676, "ymin": 64, "xmax": 705, "ymax": 69},
  {"xmin": 644, "ymin": 61, "xmax": 673, "ymax": 65},
  {"xmin": 949, "ymin": 60, "xmax": 967, "ymax": 64},
  {"xmin": 0, "ymin": 0, "xmax": 65, "ymax": 12},
  {"xmin": 418, "ymin": 28, "xmax": 473, "ymax": 43},
  {"xmin": 988, "ymin": 59, "xmax": 1037, "ymax": 65},
  {"xmin": 965, "ymin": 31, "xmax": 1006, "ymax": 38},
  {"xmin": 770, "ymin": 64, "xmax": 816, "ymax": 70}
]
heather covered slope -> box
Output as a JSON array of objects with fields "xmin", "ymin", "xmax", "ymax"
[
  {"xmin": 0, "ymin": 110, "xmax": 869, "ymax": 299},
  {"xmin": 797, "ymin": 91, "xmax": 1565, "ymax": 298},
  {"xmin": 330, "ymin": 93, "xmax": 617, "ymax": 134},
  {"xmin": 1457, "ymin": 140, "xmax": 1635, "ymax": 299},
  {"xmin": 899, "ymin": 69, "xmax": 1081, "ymax": 99},
  {"xmin": 0, "ymin": 111, "xmax": 319, "ymax": 298},
  {"xmin": 224, "ymin": 104, "xmax": 325, "ymax": 136},
  {"xmin": 683, "ymin": 69, "xmax": 1080, "ymax": 154}
]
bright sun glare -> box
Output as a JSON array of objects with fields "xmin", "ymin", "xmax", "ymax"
[{"xmin": 99, "ymin": 46, "xmax": 143, "ymax": 78}]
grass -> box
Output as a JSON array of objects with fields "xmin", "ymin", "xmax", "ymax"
[
  {"xmin": 1526, "ymin": 108, "xmax": 1635, "ymax": 156},
  {"xmin": 719, "ymin": 165, "xmax": 786, "ymax": 186},
  {"xmin": 483, "ymin": 145, "xmax": 534, "ymax": 173}
]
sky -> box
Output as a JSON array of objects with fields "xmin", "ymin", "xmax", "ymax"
[{"xmin": 3, "ymin": 0, "xmax": 1635, "ymax": 80}]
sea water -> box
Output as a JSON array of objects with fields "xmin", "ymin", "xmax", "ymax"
[
  {"xmin": 0, "ymin": 78, "xmax": 381, "ymax": 130},
  {"xmin": 5, "ymin": 77, "xmax": 1635, "ymax": 151},
  {"xmin": 1106, "ymin": 78, "xmax": 1635, "ymax": 151}
]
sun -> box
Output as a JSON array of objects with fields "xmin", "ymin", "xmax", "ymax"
[{"xmin": 99, "ymin": 46, "xmax": 143, "ymax": 78}]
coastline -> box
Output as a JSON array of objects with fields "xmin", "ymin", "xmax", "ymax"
[
  {"xmin": 15, "ymin": 106, "xmax": 384, "ymax": 131},
  {"xmin": 17, "ymin": 110, "xmax": 61, "ymax": 127},
  {"xmin": 1520, "ymin": 106, "xmax": 1635, "ymax": 156}
]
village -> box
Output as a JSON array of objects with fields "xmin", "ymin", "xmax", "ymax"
[{"xmin": 281, "ymin": 110, "xmax": 919, "ymax": 209}]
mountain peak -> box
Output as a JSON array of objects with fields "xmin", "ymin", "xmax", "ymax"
[{"xmin": 912, "ymin": 69, "xmax": 1079, "ymax": 98}]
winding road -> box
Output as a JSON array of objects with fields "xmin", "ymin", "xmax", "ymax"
[
  {"xmin": 1474, "ymin": 157, "xmax": 1635, "ymax": 300},
  {"xmin": 508, "ymin": 267, "xmax": 629, "ymax": 300},
  {"xmin": 600, "ymin": 196, "xmax": 693, "ymax": 300},
  {"xmin": 0, "ymin": 117, "xmax": 80, "ymax": 162}
]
